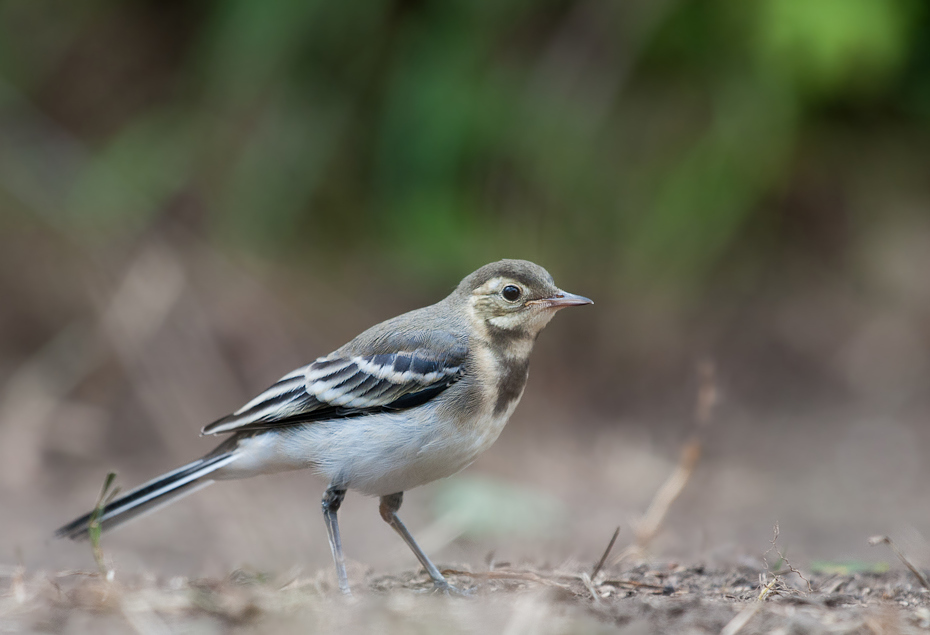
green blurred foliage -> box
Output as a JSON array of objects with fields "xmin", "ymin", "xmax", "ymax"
[
  {"xmin": 0, "ymin": 0, "xmax": 927, "ymax": 292},
  {"xmin": 755, "ymin": 0, "xmax": 913, "ymax": 97},
  {"xmin": 433, "ymin": 476, "xmax": 565, "ymax": 539}
]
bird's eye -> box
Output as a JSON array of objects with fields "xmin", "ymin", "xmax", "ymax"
[{"xmin": 502, "ymin": 285, "xmax": 522, "ymax": 302}]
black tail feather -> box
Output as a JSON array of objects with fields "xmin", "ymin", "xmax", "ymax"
[{"xmin": 55, "ymin": 453, "xmax": 235, "ymax": 541}]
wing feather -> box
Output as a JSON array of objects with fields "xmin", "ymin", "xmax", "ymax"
[
  {"xmin": 201, "ymin": 332, "xmax": 467, "ymax": 435},
  {"xmin": 232, "ymin": 372, "xmax": 307, "ymax": 416}
]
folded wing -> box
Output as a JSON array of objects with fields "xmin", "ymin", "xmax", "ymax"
[{"xmin": 202, "ymin": 331, "xmax": 468, "ymax": 435}]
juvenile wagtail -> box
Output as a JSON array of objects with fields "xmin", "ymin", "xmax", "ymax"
[{"xmin": 56, "ymin": 259, "xmax": 592, "ymax": 593}]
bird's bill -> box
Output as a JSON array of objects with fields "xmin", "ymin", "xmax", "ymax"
[{"xmin": 528, "ymin": 290, "xmax": 594, "ymax": 309}]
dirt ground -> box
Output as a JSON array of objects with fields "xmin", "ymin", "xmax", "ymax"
[
  {"xmin": 3, "ymin": 562, "xmax": 930, "ymax": 634},
  {"xmin": 3, "ymin": 402, "xmax": 930, "ymax": 634}
]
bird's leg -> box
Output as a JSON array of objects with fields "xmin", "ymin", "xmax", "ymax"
[
  {"xmin": 379, "ymin": 492, "xmax": 465, "ymax": 594},
  {"xmin": 322, "ymin": 486, "xmax": 350, "ymax": 594}
]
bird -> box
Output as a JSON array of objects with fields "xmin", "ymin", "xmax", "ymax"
[{"xmin": 55, "ymin": 259, "xmax": 592, "ymax": 594}]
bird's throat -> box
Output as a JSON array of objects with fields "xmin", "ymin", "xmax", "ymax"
[{"xmin": 491, "ymin": 352, "xmax": 531, "ymax": 416}]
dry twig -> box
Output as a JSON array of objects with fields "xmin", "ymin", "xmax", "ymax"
[
  {"xmin": 600, "ymin": 579, "xmax": 668, "ymax": 591},
  {"xmin": 591, "ymin": 526, "xmax": 620, "ymax": 579},
  {"xmin": 720, "ymin": 599, "xmax": 765, "ymax": 635},
  {"xmin": 440, "ymin": 568, "xmax": 573, "ymax": 590},
  {"xmin": 762, "ymin": 523, "xmax": 812, "ymax": 594},
  {"xmin": 615, "ymin": 360, "xmax": 718, "ymax": 563},
  {"xmin": 868, "ymin": 535, "xmax": 930, "ymax": 591}
]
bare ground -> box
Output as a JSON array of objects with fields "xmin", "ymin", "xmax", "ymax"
[
  {"xmin": 4, "ymin": 408, "xmax": 930, "ymax": 634},
  {"xmin": 3, "ymin": 562, "xmax": 930, "ymax": 634}
]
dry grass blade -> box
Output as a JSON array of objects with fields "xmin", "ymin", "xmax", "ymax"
[
  {"xmin": 615, "ymin": 360, "xmax": 718, "ymax": 564},
  {"xmin": 591, "ymin": 526, "xmax": 620, "ymax": 579},
  {"xmin": 868, "ymin": 535, "xmax": 930, "ymax": 591},
  {"xmin": 720, "ymin": 600, "xmax": 765, "ymax": 635},
  {"xmin": 720, "ymin": 573, "xmax": 779, "ymax": 635},
  {"xmin": 600, "ymin": 579, "xmax": 668, "ymax": 591},
  {"xmin": 89, "ymin": 472, "xmax": 120, "ymax": 576},
  {"xmin": 631, "ymin": 439, "xmax": 702, "ymax": 548},
  {"xmin": 580, "ymin": 572, "xmax": 601, "ymax": 603},
  {"xmin": 441, "ymin": 568, "xmax": 573, "ymax": 590}
]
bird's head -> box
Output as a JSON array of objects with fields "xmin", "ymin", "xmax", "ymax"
[{"xmin": 456, "ymin": 259, "xmax": 593, "ymax": 341}]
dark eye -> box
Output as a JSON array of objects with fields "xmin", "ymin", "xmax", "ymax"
[{"xmin": 502, "ymin": 285, "xmax": 522, "ymax": 302}]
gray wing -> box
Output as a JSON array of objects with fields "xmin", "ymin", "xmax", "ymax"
[{"xmin": 202, "ymin": 331, "xmax": 468, "ymax": 435}]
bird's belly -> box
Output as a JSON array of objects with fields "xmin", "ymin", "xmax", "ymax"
[{"xmin": 221, "ymin": 403, "xmax": 516, "ymax": 496}]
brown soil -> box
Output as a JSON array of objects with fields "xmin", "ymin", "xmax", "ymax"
[{"xmin": 3, "ymin": 563, "xmax": 929, "ymax": 634}]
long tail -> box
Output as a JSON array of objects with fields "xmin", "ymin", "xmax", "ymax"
[{"xmin": 54, "ymin": 452, "xmax": 238, "ymax": 541}]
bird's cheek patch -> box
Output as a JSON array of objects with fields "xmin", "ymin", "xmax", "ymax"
[{"xmin": 487, "ymin": 313, "xmax": 525, "ymax": 331}]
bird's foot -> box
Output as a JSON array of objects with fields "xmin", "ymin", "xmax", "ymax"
[{"xmin": 425, "ymin": 578, "xmax": 474, "ymax": 596}]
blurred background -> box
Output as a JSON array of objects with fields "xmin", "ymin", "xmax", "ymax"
[{"xmin": 1, "ymin": 0, "xmax": 929, "ymax": 581}]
